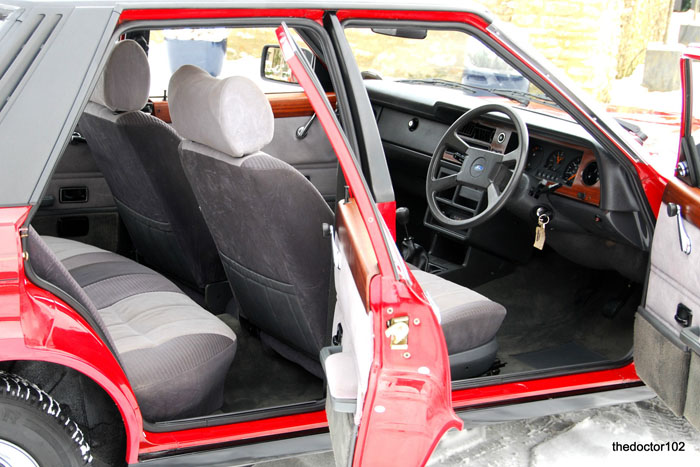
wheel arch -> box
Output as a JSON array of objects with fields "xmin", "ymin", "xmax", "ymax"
[
  {"xmin": 0, "ymin": 352, "xmax": 142, "ymax": 465},
  {"xmin": 0, "ymin": 360, "xmax": 128, "ymax": 465},
  {"xmin": 5, "ymin": 279, "xmax": 144, "ymax": 464}
]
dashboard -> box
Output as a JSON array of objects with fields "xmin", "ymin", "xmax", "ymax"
[
  {"xmin": 366, "ymin": 80, "xmax": 653, "ymax": 278},
  {"xmin": 443, "ymin": 119, "xmax": 602, "ymax": 207},
  {"xmin": 525, "ymin": 135, "xmax": 600, "ymax": 206}
]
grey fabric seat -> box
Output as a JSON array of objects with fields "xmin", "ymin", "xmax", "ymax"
[
  {"xmin": 411, "ymin": 270, "xmax": 506, "ymax": 378},
  {"xmin": 168, "ymin": 65, "xmax": 505, "ymax": 379},
  {"xmin": 78, "ymin": 40, "xmax": 224, "ymax": 290},
  {"xmin": 27, "ymin": 229, "xmax": 237, "ymax": 422},
  {"xmin": 169, "ymin": 66, "xmax": 332, "ymax": 376}
]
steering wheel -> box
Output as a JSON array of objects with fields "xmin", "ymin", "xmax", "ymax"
[{"xmin": 426, "ymin": 103, "xmax": 529, "ymax": 229}]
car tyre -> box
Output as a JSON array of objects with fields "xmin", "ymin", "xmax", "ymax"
[{"xmin": 0, "ymin": 371, "xmax": 92, "ymax": 466}]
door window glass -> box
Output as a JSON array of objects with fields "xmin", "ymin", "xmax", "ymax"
[{"xmin": 147, "ymin": 27, "xmax": 306, "ymax": 98}]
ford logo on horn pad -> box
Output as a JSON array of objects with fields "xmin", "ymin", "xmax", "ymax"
[{"xmin": 470, "ymin": 157, "xmax": 487, "ymax": 177}]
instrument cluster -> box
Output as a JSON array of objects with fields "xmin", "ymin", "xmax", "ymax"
[{"xmin": 526, "ymin": 140, "xmax": 585, "ymax": 186}]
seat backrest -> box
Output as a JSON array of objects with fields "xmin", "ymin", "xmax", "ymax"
[
  {"xmin": 169, "ymin": 65, "xmax": 333, "ymax": 364},
  {"xmin": 79, "ymin": 40, "xmax": 223, "ymax": 289}
]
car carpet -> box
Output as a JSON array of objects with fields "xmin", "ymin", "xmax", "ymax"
[
  {"xmin": 217, "ymin": 313, "xmax": 325, "ymax": 412},
  {"xmin": 473, "ymin": 247, "xmax": 639, "ymax": 375},
  {"xmin": 512, "ymin": 341, "xmax": 606, "ymax": 370}
]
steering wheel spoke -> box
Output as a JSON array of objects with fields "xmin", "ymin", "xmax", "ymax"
[
  {"xmin": 444, "ymin": 130, "xmax": 471, "ymax": 154},
  {"xmin": 501, "ymin": 149, "xmax": 519, "ymax": 166},
  {"xmin": 486, "ymin": 183, "xmax": 501, "ymax": 207},
  {"xmin": 432, "ymin": 173, "xmax": 459, "ymax": 192}
]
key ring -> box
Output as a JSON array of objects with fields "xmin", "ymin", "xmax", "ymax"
[{"xmin": 538, "ymin": 214, "xmax": 550, "ymax": 225}]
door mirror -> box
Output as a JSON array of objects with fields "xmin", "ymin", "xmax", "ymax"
[{"xmin": 260, "ymin": 44, "xmax": 314, "ymax": 84}]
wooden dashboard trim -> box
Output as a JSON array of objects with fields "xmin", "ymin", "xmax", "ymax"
[
  {"xmin": 663, "ymin": 177, "xmax": 700, "ymax": 229},
  {"xmin": 150, "ymin": 92, "xmax": 336, "ymax": 123},
  {"xmin": 530, "ymin": 133, "xmax": 601, "ymax": 207},
  {"xmin": 337, "ymin": 198, "xmax": 379, "ymax": 310}
]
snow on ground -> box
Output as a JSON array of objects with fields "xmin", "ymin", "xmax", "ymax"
[
  {"xmin": 256, "ymin": 398, "xmax": 700, "ymax": 466},
  {"xmin": 428, "ymin": 398, "xmax": 700, "ymax": 466}
]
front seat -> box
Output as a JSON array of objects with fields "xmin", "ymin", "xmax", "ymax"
[
  {"xmin": 168, "ymin": 65, "xmax": 506, "ymax": 379},
  {"xmin": 78, "ymin": 40, "xmax": 224, "ymax": 291}
]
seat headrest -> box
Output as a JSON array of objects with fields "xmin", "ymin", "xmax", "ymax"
[
  {"xmin": 91, "ymin": 40, "xmax": 151, "ymax": 112},
  {"xmin": 168, "ymin": 65, "xmax": 274, "ymax": 157}
]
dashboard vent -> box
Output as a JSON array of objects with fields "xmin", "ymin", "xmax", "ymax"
[{"xmin": 460, "ymin": 121, "xmax": 495, "ymax": 144}]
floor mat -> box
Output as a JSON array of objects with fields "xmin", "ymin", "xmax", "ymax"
[
  {"xmin": 513, "ymin": 342, "xmax": 606, "ymax": 370},
  {"xmin": 218, "ymin": 313, "xmax": 325, "ymax": 412},
  {"xmin": 473, "ymin": 247, "xmax": 639, "ymax": 376}
]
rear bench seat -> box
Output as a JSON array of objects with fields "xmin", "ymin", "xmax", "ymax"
[{"xmin": 27, "ymin": 228, "xmax": 237, "ymax": 422}]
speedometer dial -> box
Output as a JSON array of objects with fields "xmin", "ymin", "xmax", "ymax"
[
  {"xmin": 563, "ymin": 155, "xmax": 582, "ymax": 186},
  {"xmin": 544, "ymin": 150, "xmax": 566, "ymax": 171}
]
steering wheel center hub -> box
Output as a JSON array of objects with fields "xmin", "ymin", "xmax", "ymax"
[{"xmin": 470, "ymin": 157, "xmax": 487, "ymax": 178}]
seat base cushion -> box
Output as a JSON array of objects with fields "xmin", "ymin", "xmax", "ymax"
[{"xmin": 412, "ymin": 269, "xmax": 506, "ymax": 355}]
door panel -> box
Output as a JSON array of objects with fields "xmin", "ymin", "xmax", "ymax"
[
  {"xmin": 645, "ymin": 182, "xmax": 700, "ymax": 337},
  {"xmin": 636, "ymin": 179, "xmax": 700, "ymax": 426},
  {"xmin": 262, "ymin": 114, "xmax": 337, "ymax": 203},
  {"xmin": 32, "ymin": 128, "xmax": 123, "ymax": 252},
  {"xmin": 324, "ymin": 199, "xmax": 377, "ymax": 467}
]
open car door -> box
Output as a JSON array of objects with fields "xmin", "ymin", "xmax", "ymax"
[
  {"xmin": 275, "ymin": 23, "xmax": 462, "ymax": 467},
  {"xmin": 634, "ymin": 47, "xmax": 700, "ymax": 430}
]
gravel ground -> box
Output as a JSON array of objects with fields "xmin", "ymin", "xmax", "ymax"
[{"xmin": 254, "ymin": 398, "xmax": 700, "ymax": 467}]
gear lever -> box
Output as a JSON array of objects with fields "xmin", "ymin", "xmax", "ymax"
[{"xmin": 396, "ymin": 207, "xmax": 429, "ymax": 270}]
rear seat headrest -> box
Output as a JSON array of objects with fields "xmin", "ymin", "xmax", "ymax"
[
  {"xmin": 168, "ymin": 65, "xmax": 274, "ymax": 157},
  {"xmin": 91, "ymin": 40, "xmax": 151, "ymax": 112}
]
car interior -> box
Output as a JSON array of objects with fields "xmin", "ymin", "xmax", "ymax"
[{"xmin": 23, "ymin": 21, "xmax": 654, "ymax": 429}]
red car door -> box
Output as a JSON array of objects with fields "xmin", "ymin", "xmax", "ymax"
[
  {"xmin": 633, "ymin": 47, "xmax": 700, "ymax": 431},
  {"xmin": 276, "ymin": 23, "xmax": 462, "ymax": 467}
]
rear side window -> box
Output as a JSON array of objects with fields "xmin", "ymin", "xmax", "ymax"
[{"xmin": 146, "ymin": 27, "xmax": 309, "ymax": 99}]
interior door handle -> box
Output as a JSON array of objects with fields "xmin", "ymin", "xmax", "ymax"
[{"xmin": 667, "ymin": 203, "xmax": 692, "ymax": 255}]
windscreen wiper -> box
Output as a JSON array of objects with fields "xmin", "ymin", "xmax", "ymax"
[
  {"xmin": 485, "ymin": 88, "xmax": 557, "ymax": 107},
  {"xmin": 396, "ymin": 78, "xmax": 560, "ymax": 109},
  {"xmin": 396, "ymin": 78, "xmax": 477, "ymax": 94}
]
